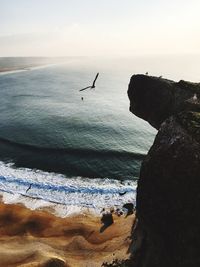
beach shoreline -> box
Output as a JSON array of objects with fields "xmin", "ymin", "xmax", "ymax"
[
  {"xmin": 0, "ymin": 63, "xmax": 58, "ymax": 75},
  {"xmin": 0, "ymin": 63, "xmax": 46, "ymax": 72},
  {"xmin": 0, "ymin": 66, "xmax": 32, "ymax": 72}
]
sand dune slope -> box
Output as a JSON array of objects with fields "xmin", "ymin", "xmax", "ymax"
[{"xmin": 0, "ymin": 203, "xmax": 135, "ymax": 267}]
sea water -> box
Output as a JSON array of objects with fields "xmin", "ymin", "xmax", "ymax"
[{"xmin": 0, "ymin": 56, "xmax": 198, "ymax": 213}]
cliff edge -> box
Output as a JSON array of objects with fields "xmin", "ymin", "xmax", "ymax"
[{"xmin": 128, "ymin": 75, "xmax": 200, "ymax": 267}]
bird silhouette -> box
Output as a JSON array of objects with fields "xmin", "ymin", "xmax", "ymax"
[{"xmin": 79, "ymin": 73, "xmax": 99, "ymax": 91}]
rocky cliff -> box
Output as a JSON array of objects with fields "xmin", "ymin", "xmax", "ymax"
[{"xmin": 128, "ymin": 74, "xmax": 200, "ymax": 267}]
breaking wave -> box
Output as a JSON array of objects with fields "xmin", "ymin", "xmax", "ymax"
[{"xmin": 0, "ymin": 161, "xmax": 136, "ymax": 212}]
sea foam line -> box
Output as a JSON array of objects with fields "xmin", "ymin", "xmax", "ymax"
[
  {"xmin": 0, "ymin": 175, "xmax": 134, "ymax": 195},
  {"xmin": 0, "ymin": 161, "xmax": 136, "ymax": 211}
]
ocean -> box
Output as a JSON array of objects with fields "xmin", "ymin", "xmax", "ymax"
[{"xmin": 0, "ymin": 56, "xmax": 199, "ymax": 213}]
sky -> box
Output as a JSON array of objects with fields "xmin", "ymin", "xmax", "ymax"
[{"xmin": 0, "ymin": 0, "xmax": 200, "ymax": 57}]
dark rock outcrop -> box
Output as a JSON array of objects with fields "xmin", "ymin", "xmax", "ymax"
[
  {"xmin": 127, "ymin": 74, "xmax": 200, "ymax": 129},
  {"xmin": 123, "ymin": 203, "xmax": 134, "ymax": 216},
  {"xmin": 100, "ymin": 213, "xmax": 114, "ymax": 233},
  {"xmin": 128, "ymin": 75, "xmax": 200, "ymax": 267}
]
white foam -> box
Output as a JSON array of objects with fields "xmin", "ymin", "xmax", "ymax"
[{"xmin": 0, "ymin": 161, "xmax": 136, "ymax": 217}]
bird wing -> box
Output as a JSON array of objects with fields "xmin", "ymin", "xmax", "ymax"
[
  {"xmin": 79, "ymin": 86, "xmax": 91, "ymax": 92},
  {"xmin": 92, "ymin": 73, "xmax": 99, "ymax": 87}
]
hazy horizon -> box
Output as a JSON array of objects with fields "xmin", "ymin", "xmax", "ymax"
[{"xmin": 1, "ymin": 0, "xmax": 200, "ymax": 57}]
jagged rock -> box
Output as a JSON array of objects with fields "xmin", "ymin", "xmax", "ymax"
[
  {"xmin": 128, "ymin": 74, "xmax": 200, "ymax": 129},
  {"xmin": 100, "ymin": 213, "xmax": 114, "ymax": 233},
  {"xmin": 123, "ymin": 203, "xmax": 134, "ymax": 216},
  {"xmin": 101, "ymin": 213, "xmax": 114, "ymax": 226},
  {"xmin": 128, "ymin": 75, "xmax": 200, "ymax": 267}
]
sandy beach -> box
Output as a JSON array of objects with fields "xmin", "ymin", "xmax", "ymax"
[{"xmin": 0, "ymin": 201, "xmax": 135, "ymax": 267}]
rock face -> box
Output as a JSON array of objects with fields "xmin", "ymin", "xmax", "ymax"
[
  {"xmin": 128, "ymin": 74, "xmax": 200, "ymax": 129},
  {"xmin": 128, "ymin": 75, "xmax": 200, "ymax": 267}
]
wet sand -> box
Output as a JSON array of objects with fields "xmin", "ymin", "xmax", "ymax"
[{"xmin": 0, "ymin": 202, "xmax": 135, "ymax": 267}]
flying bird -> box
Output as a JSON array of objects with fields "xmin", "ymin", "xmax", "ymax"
[{"xmin": 79, "ymin": 73, "xmax": 99, "ymax": 91}]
